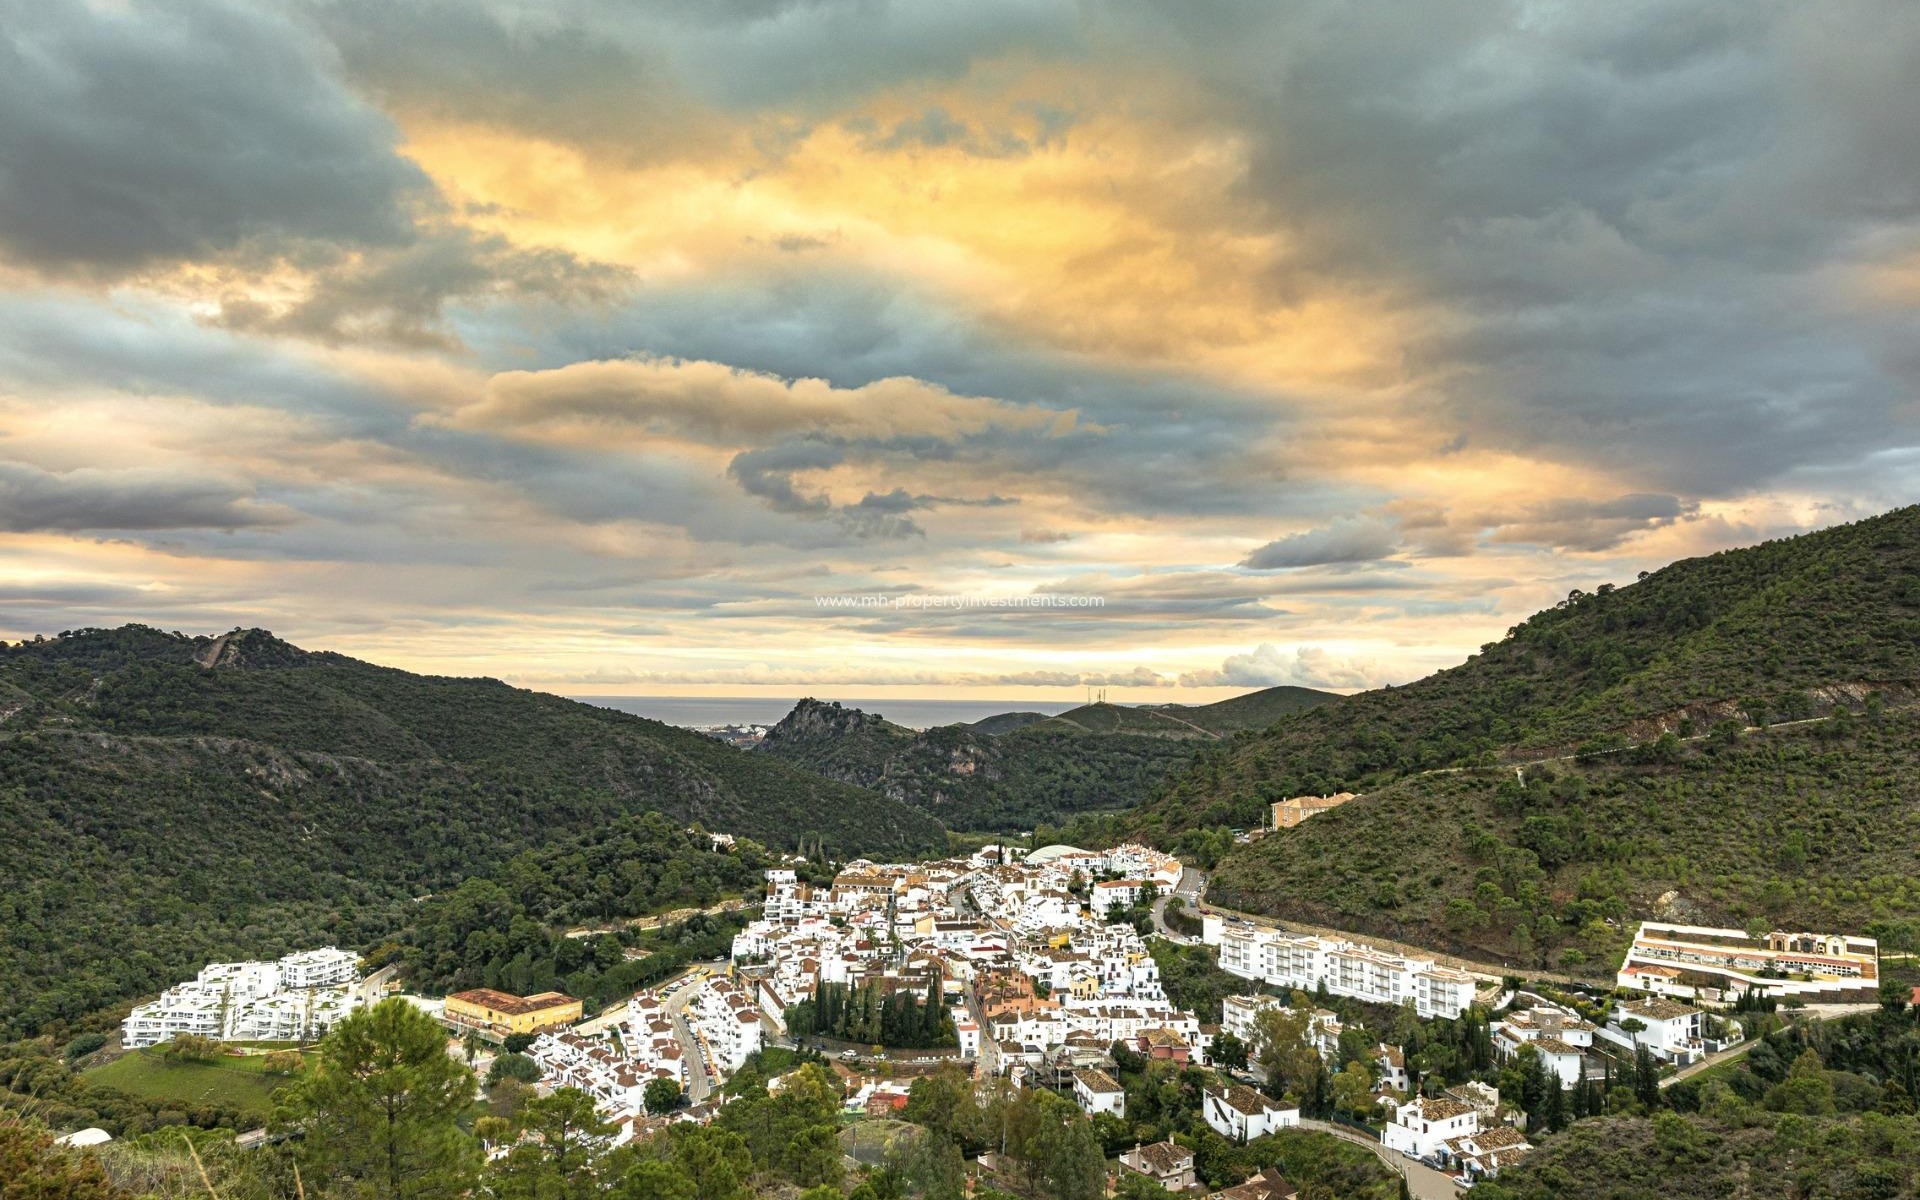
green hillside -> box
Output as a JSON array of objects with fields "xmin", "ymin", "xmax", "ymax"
[
  {"xmin": 756, "ymin": 698, "xmax": 1198, "ymax": 829},
  {"xmin": 1133, "ymin": 504, "xmax": 1920, "ymax": 842},
  {"xmin": 0, "ymin": 627, "xmax": 944, "ymax": 1039},
  {"xmin": 1135, "ymin": 505, "xmax": 1920, "ymax": 973},
  {"xmin": 1206, "ymin": 706, "xmax": 1920, "ymax": 973}
]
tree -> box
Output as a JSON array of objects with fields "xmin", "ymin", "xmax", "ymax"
[
  {"xmin": 1212, "ymin": 1030, "xmax": 1249, "ymax": 1071},
  {"xmin": 644, "ymin": 1077, "xmax": 684, "ymax": 1115},
  {"xmin": 488, "ymin": 1052, "xmax": 541, "ymax": 1086},
  {"xmin": 1330, "ymin": 1061, "xmax": 1375, "ymax": 1119},
  {"xmin": 275, "ymin": 997, "xmax": 481, "ymax": 1200},
  {"xmin": 1250, "ymin": 1004, "xmax": 1319, "ymax": 1099},
  {"xmin": 1632, "ymin": 1044, "xmax": 1662, "ymax": 1112},
  {"xmin": 490, "ymin": 1086, "xmax": 616, "ymax": 1200},
  {"xmin": 1017, "ymin": 1090, "xmax": 1105, "ymax": 1200},
  {"xmin": 1116, "ymin": 1171, "xmax": 1174, "ymax": 1200},
  {"xmin": 1879, "ymin": 976, "xmax": 1909, "ymax": 1014}
]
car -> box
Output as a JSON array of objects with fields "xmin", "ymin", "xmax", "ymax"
[{"xmin": 840, "ymin": 1049, "xmax": 859, "ymax": 1060}]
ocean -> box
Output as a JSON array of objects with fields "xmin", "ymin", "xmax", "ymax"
[{"xmin": 571, "ymin": 695, "xmax": 1084, "ymax": 731}]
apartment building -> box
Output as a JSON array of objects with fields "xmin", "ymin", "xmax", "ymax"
[
  {"xmin": 122, "ymin": 949, "xmax": 365, "ymax": 1048},
  {"xmin": 1203, "ymin": 917, "xmax": 1478, "ymax": 1018},
  {"xmin": 690, "ymin": 978, "xmax": 763, "ymax": 1075}
]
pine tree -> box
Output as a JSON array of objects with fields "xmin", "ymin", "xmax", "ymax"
[{"xmin": 277, "ymin": 998, "xmax": 481, "ymax": 1200}]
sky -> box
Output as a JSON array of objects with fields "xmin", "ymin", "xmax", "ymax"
[{"xmin": 0, "ymin": 0, "xmax": 1915, "ymax": 701}]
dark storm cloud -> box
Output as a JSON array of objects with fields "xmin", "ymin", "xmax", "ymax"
[
  {"xmin": 0, "ymin": 461, "xmax": 289, "ymax": 533},
  {"xmin": 0, "ymin": 0, "xmax": 426, "ymax": 276}
]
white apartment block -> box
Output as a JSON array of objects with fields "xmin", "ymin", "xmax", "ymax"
[
  {"xmin": 123, "ymin": 949, "xmax": 364, "ymax": 1048},
  {"xmin": 1203, "ymin": 915, "xmax": 1478, "ymax": 1019},
  {"xmin": 277, "ymin": 947, "xmax": 360, "ymax": 989},
  {"xmin": 690, "ymin": 978, "xmax": 764, "ymax": 1076}
]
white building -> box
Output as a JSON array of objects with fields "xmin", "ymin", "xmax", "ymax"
[
  {"xmin": 1072, "ymin": 1068, "xmax": 1127, "ymax": 1118},
  {"xmin": 1608, "ymin": 996, "xmax": 1704, "ymax": 1063},
  {"xmin": 1202, "ymin": 1083, "xmax": 1298, "ymax": 1141},
  {"xmin": 276, "ymin": 948, "xmax": 360, "ymax": 990},
  {"xmin": 1203, "ymin": 916, "xmax": 1477, "ymax": 1019},
  {"xmin": 1494, "ymin": 1004, "xmax": 1594, "ymax": 1087},
  {"xmin": 690, "ymin": 978, "xmax": 765, "ymax": 1076},
  {"xmin": 1616, "ymin": 921, "xmax": 1880, "ymax": 1004},
  {"xmin": 952, "ymin": 1007, "xmax": 980, "ymax": 1060},
  {"xmin": 123, "ymin": 949, "xmax": 364, "ymax": 1048},
  {"xmin": 1092, "ymin": 879, "xmax": 1146, "ymax": 912},
  {"xmin": 1383, "ymin": 1095, "xmax": 1480, "ymax": 1160}
]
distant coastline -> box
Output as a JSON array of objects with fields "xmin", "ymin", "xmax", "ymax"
[{"xmin": 574, "ymin": 695, "xmax": 1084, "ymax": 731}]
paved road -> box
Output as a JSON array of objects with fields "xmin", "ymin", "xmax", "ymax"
[
  {"xmin": 1297, "ymin": 1119, "xmax": 1459, "ymax": 1199},
  {"xmin": 1149, "ymin": 867, "xmax": 1206, "ymax": 943},
  {"xmin": 663, "ymin": 977, "xmax": 715, "ymax": 1102}
]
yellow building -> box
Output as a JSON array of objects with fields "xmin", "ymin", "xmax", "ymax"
[
  {"xmin": 443, "ymin": 988, "xmax": 583, "ymax": 1039},
  {"xmin": 1271, "ymin": 792, "xmax": 1356, "ymax": 830}
]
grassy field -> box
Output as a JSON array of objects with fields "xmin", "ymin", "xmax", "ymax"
[{"xmin": 83, "ymin": 1048, "xmax": 297, "ymax": 1119}]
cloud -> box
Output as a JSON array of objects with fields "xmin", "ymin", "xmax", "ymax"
[
  {"xmin": 0, "ymin": 0, "xmax": 427, "ymax": 276},
  {"xmin": 445, "ymin": 356, "xmax": 1075, "ymax": 447},
  {"xmin": 1241, "ymin": 519, "xmax": 1401, "ymax": 569},
  {"xmin": 0, "ymin": 461, "xmax": 292, "ymax": 533},
  {"xmin": 1179, "ymin": 644, "xmax": 1398, "ymax": 691},
  {"xmin": 1487, "ymin": 494, "xmax": 1700, "ymax": 552},
  {"xmin": 212, "ymin": 229, "xmax": 630, "ymax": 349}
]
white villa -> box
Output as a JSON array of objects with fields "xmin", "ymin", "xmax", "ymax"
[
  {"xmin": 1383, "ymin": 1095, "xmax": 1480, "ymax": 1160},
  {"xmin": 1202, "ymin": 1083, "xmax": 1299, "ymax": 1141},
  {"xmin": 1072, "ymin": 1067, "xmax": 1127, "ymax": 1117},
  {"xmin": 1606, "ymin": 996, "xmax": 1705, "ymax": 1063}
]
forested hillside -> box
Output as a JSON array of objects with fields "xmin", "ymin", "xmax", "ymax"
[
  {"xmin": 756, "ymin": 698, "xmax": 1198, "ymax": 829},
  {"xmin": 0, "ymin": 626, "xmax": 943, "ymax": 1039},
  {"xmin": 1134, "ymin": 504, "xmax": 1920, "ymax": 841},
  {"xmin": 1139, "ymin": 505, "xmax": 1920, "ymax": 975},
  {"xmin": 400, "ymin": 812, "xmax": 765, "ymax": 1010},
  {"xmin": 1206, "ymin": 705, "xmax": 1920, "ymax": 973}
]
